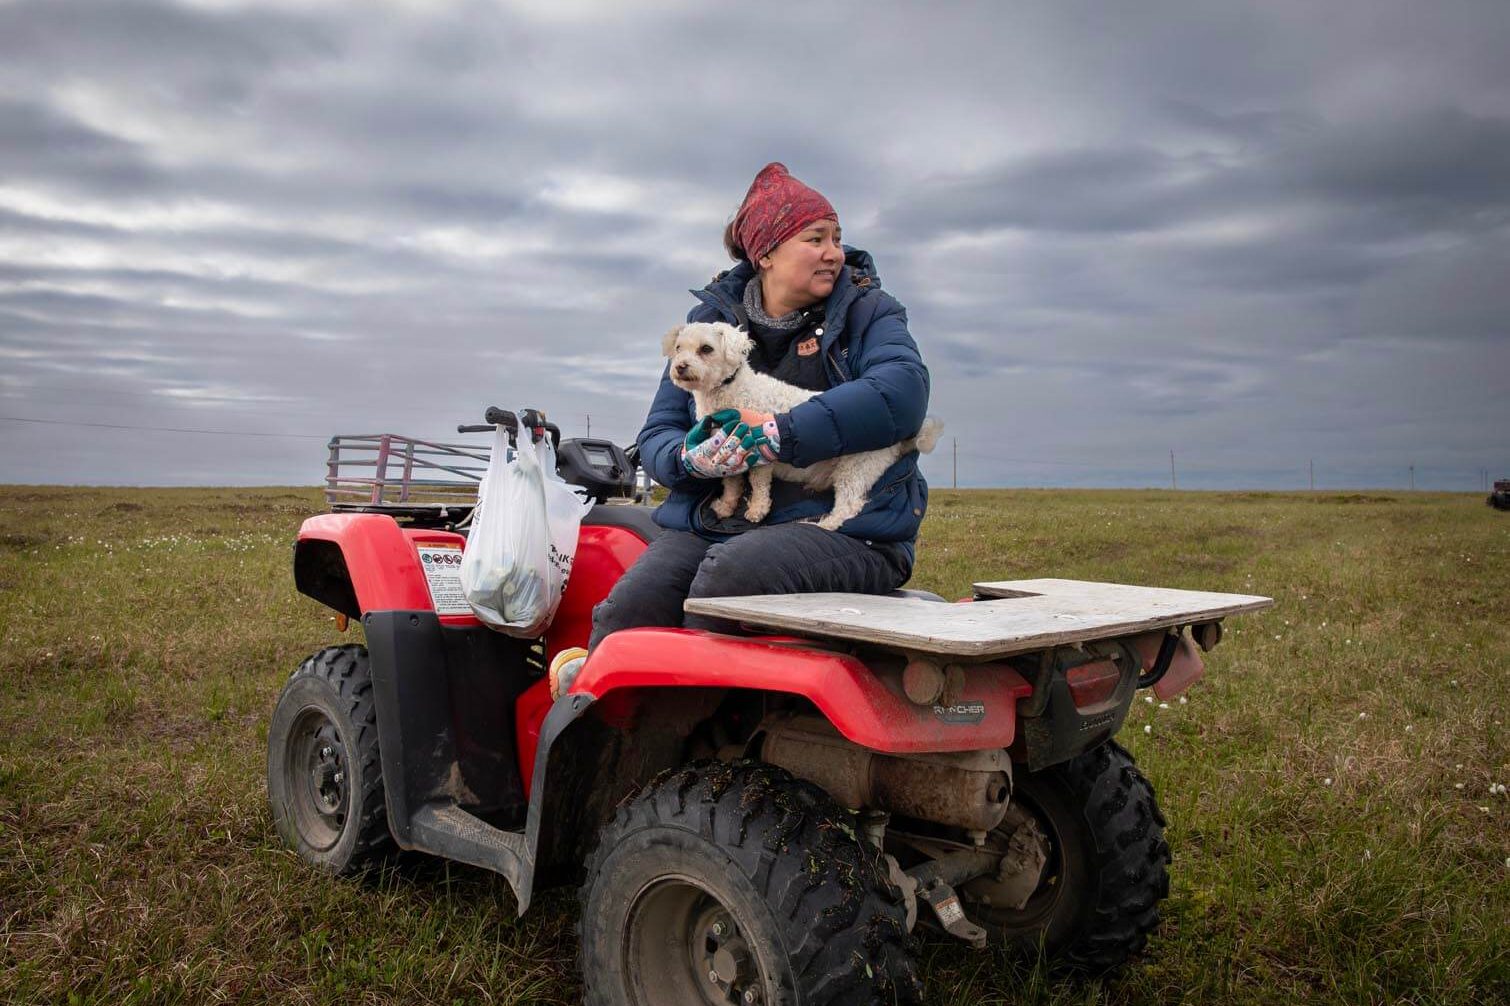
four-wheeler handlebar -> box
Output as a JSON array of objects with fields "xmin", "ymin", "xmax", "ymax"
[{"xmin": 458, "ymin": 407, "xmax": 561, "ymax": 448}]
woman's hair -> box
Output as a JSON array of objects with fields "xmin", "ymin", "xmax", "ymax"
[{"xmin": 722, "ymin": 218, "xmax": 748, "ymax": 264}]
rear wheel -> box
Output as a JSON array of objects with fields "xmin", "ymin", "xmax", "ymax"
[
  {"xmin": 579, "ymin": 761, "xmax": 920, "ymax": 1006},
  {"xmin": 962, "ymin": 741, "xmax": 1169, "ymax": 973},
  {"xmin": 266, "ymin": 644, "xmax": 390, "ymax": 872}
]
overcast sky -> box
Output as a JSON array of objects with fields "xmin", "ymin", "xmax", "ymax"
[{"xmin": 2, "ymin": 0, "xmax": 1507, "ymax": 490}]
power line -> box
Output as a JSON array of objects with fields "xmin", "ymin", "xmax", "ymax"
[
  {"xmin": 0, "ymin": 415, "xmax": 328, "ymax": 439},
  {"xmin": 0, "ymin": 385, "xmax": 646, "ymax": 433},
  {"xmin": 954, "ymin": 449, "xmax": 1113, "ymax": 469}
]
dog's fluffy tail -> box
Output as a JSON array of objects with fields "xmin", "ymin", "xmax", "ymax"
[{"xmin": 907, "ymin": 416, "xmax": 944, "ymax": 455}]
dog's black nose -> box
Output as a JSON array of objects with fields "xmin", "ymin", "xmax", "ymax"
[{"xmin": 675, "ymin": 363, "xmax": 690, "ymax": 377}]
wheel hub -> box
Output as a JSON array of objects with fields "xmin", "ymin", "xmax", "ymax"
[
  {"xmin": 696, "ymin": 904, "xmax": 759, "ymax": 1002},
  {"xmin": 625, "ymin": 878, "xmax": 765, "ymax": 1006},
  {"xmin": 310, "ymin": 738, "xmax": 347, "ymax": 813},
  {"xmin": 284, "ymin": 708, "xmax": 350, "ymax": 851}
]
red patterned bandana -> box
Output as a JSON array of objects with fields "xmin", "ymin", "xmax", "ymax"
[{"xmin": 733, "ymin": 162, "xmax": 837, "ymax": 265}]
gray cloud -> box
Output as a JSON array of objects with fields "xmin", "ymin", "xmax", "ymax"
[{"xmin": 0, "ymin": 0, "xmax": 1507, "ymax": 490}]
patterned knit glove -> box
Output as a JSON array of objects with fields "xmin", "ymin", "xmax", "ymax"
[
  {"xmin": 681, "ymin": 409, "xmax": 757, "ymax": 477},
  {"xmin": 726, "ymin": 409, "xmax": 780, "ymax": 462}
]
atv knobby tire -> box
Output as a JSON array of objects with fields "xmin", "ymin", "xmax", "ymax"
[
  {"xmin": 578, "ymin": 760, "xmax": 921, "ymax": 1006},
  {"xmin": 964, "ymin": 741, "xmax": 1169, "ymax": 973},
  {"xmin": 267, "ymin": 644, "xmax": 390, "ymax": 872}
]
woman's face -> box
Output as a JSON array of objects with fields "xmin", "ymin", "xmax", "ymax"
[{"xmin": 759, "ymin": 218, "xmax": 843, "ymax": 311}]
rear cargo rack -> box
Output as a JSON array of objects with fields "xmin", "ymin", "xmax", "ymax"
[{"xmin": 323, "ymin": 433, "xmax": 494, "ymax": 521}]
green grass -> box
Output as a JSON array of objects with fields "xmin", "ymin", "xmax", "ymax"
[{"xmin": 1, "ymin": 486, "xmax": 1506, "ymax": 1004}]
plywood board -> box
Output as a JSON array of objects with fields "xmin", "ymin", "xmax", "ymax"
[{"xmin": 682, "ymin": 578, "xmax": 1273, "ymax": 658}]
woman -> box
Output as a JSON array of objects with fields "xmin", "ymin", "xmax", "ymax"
[{"xmin": 560, "ymin": 162, "xmax": 931, "ymax": 678}]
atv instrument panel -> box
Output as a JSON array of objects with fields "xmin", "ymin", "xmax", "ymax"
[{"xmin": 557, "ymin": 438, "xmax": 635, "ymax": 503}]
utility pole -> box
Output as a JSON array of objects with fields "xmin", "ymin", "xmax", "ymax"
[
  {"xmin": 952, "ymin": 438, "xmax": 957, "ymax": 489},
  {"xmin": 1170, "ymin": 450, "xmax": 1177, "ymax": 491},
  {"xmin": 586, "ymin": 414, "xmax": 591, "ymax": 438},
  {"xmin": 1309, "ymin": 459, "xmax": 1314, "ymax": 491},
  {"xmin": 1409, "ymin": 464, "xmax": 1415, "ymax": 491}
]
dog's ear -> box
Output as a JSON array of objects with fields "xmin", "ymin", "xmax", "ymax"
[
  {"xmin": 661, "ymin": 325, "xmax": 684, "ymax": 358},
  {"xmin": 720, "ymin": 325, "xmax": 753, "ymax": 370}
]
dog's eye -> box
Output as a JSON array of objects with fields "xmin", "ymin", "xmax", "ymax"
[{"xmin": 698, "ymin": 345, "xmax": 714, "ymax": 355}]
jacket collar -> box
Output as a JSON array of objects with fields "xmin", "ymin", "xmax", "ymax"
[{"xmin": 691, "ymin": 246, "xmax": 879, "ymax": 354}]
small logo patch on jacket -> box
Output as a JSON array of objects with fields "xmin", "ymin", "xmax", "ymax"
[{"xmin": 796, "ymin": 337, "xmax": 819, "ymax": 357}]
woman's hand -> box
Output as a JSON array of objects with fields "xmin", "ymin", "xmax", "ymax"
[
  {"xmin": 724, "ymin": 409, "xmax": 780, "ymax": 462},
  {"xmin": 680, "ymin": 409, "xmax": 778, "ymax": 477}
]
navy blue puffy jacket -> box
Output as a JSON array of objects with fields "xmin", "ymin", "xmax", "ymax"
[{"xmin": 637, "ymin": 248, "xmax": 931, "ymax": 559}]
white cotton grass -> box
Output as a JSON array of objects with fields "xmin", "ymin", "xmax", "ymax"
[
  {"xmin": 1323, "ymin": 777, "xmax": 1333, "ymax": 787},
  {"xmin": 1144, "ymin": 724, "xmax": 1152, "ymax": 734}
]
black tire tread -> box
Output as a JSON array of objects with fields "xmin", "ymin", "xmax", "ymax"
[
  {"xmin": 277, "ymin": 644, "xmax": 390, "ymax": 867},
  {"xmin": 1047, "ymin": 740, "xmax": 1170, "ymax": 972},
  {"xmin": 579, "ymin": 760, "xmax": 922, "ymax": 1006}
]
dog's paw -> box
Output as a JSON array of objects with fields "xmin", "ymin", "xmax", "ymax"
[
  {"xmin": 711, "ymin": 498, "xmax": 739, "ymax": 519},
  {"xmin": 814, "ymin": 513, "xmax": 845, "ymax": 531},
  {"xmin": 744, "ymin": 502, "xmax": 771, "ymax": 523}
]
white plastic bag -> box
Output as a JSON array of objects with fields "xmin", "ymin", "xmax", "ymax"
[{"xmin": 461, "ymin": 417, "xmax": 593, "ymax": 636}]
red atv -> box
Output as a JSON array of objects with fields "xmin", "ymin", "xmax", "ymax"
[{"xmin": 268, "ymin": 407, "xmax": 1272, "ymax": 1005}]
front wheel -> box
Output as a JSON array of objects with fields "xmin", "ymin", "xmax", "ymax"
[
  {"xmin": 266, "ymin": 644, "xmax": 391, "ymax": 872},
  {"xmin": 962, "ymin": 741, "xmax": 1170, "ymax": 973},
  {"xmin": 578, "ymin": 761, "xmax": 921, "ymax": 1006}
]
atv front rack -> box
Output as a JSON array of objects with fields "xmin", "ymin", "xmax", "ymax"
[
  {"xmin": 324, "ymin": 409, "xmax": 569, "ymax": 520},
  {"xmin": 323, "ymin": 433, "xmax": 490, "ymax": 521}
]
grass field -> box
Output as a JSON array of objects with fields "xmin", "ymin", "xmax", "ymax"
[{"xmin": 1, "ymin": 485, "xmax": 1506, "ymax": 1005}]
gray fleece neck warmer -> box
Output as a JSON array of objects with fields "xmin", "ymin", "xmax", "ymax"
[{"xmin": 743, "ymin": 276, "xmax": 808, "ymax": 333}]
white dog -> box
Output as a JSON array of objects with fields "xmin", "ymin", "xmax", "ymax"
[{"xmin": 664, "ymin": 321, "xmax": 942, "ymax": 531}]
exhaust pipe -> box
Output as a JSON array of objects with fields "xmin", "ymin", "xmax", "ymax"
[{"xmin": 751, "ymin": 714, "xmax": 1011, "ymax": 833}]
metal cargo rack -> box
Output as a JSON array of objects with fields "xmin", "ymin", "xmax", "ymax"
[{"xmin": 323, "ymin": 432, "xmax": 494, "ymax": 522}]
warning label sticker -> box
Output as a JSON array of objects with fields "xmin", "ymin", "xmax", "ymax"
[
  {"xmin": 935, "ymin": 896, "xmax": 964, "ymax": 926},
  {"xmin": 416, "ymin": 544, "xmax": 472, "ymax": 616}
]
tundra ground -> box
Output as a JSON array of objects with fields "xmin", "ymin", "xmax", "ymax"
[{"xmin": 0, "ymin": 486, "xmax": 1505, "ymax": 1004}]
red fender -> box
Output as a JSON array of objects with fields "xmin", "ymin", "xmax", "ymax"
[
  {"xmin": 297, "ymin": 516, "xmax": 649, "ymax": 638},
  {"xmin": 543, "ymin": 524, "xmax": 649, "ymax": 661},
  {"xmin": 297, "ymin": 513, "xmax": 481, "ymax": 626},
  {"xmin": 565, "ymin": 628, "xmax": 1033, "ymax": 756}
]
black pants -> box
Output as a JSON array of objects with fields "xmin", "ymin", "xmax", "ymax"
[{"xmin": 589, "ymin": 523, "xmax": 912, "ymax": 649}]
